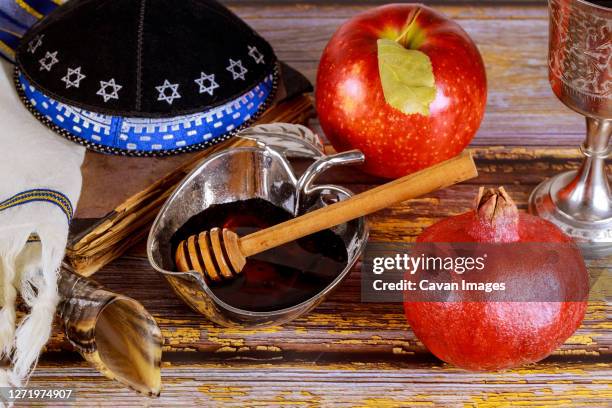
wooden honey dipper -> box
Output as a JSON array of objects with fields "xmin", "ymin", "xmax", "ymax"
[{"xmin": 175, "ymin": 151, "xmax": 478, "ymax": 282}]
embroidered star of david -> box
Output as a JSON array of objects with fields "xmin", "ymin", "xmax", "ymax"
[
  {"xmin": 156, "ymin": 80, "xmax": 181, "ymax": 105},
  {"xmin": 28, "ymin": 35, "xmax": 44, "ymax": 54},
  {"xmin": 226, "ymin": 58, "xmax": 248, "ymax": 80},
  {"xmin": 62, "ymin": 67, "xmax": 86, "ymax": 89},
  {"xmin": 248, "ymin": 46, "xmax": 264, "ymax": 64},
  {"xmin": 194, "ymin": 72, "xmax": 219, "ymax": 96},
  {"xmin": 97, "ymin": 78, "xmax": 122, "ymax": 102},
  {"xmin": 39, "ymin": 51, "xmax": 58, "ymax": 71}
]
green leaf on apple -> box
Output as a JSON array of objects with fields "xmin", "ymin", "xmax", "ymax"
[{"xmin": 377, "ymin": 38, "xmax": 436, "ymax": 116}]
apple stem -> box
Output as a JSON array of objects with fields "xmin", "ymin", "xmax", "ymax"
[{"xmin": 395, "ymin": 8, "xmax": 423, "ymax": 49}]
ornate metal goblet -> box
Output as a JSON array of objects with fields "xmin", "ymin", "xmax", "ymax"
[{"xmin": 529, "ymin": 0, "xmax": 612, "ymax": 257}]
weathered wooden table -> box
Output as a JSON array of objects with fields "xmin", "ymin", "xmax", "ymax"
[{"xmin": 32, "ymin": 2, "xmax": 611, "ymax": 406}]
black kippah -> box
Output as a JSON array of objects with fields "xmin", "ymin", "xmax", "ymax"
[{"xmin": 14, "ymin": 0, "xmax": 280, "ymax": 156}]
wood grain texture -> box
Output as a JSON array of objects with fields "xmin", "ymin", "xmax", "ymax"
[
  {"xmin": 37, "ymin": 2, "xmax": 611, "ymax": 404},
  {"xmin": 228, "ymin": 3, "xmax": 587, "ymax": 146},
  {"xmin": 27, "ymin": 359, "xmax": 612, "ymax": 407},
  {"xmin": 225, "ymin": 0, "xmax": 549, "ymax": 3},
  {"xmin": 46, "ymin": 150, "xmax": 611, "ymax": 360}
]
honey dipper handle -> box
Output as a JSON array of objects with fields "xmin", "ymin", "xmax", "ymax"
[{"xmin": 239, "ymin": 151, "xmax": 478, "ymax": 257}]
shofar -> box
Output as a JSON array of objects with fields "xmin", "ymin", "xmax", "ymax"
[{"xmin": 58, "ymin": 265, "xmax": 162, "ymax": 396}]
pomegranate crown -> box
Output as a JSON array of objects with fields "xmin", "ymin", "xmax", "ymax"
[{"xmin": 470, "ymin": 186, "xmax": 520, "ymax": 242}]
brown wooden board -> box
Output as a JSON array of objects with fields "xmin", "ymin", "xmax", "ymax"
[
  {"xmin": 47, "ymin": 148, "xmax": 612, "ymax": 356},
  {"xmin": 32, "ymin": 2, "xmax": 611, "ymax": 405},
  {"xmin": 25, "ymin": 360, "xmax": 612, "ymax": 407},
  {"xmin": 229, "ymin": 3, "xmax": 587, "ymax": 147}
]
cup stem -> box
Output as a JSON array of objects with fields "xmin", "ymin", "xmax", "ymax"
[{"xmin": 553, "ymin": 118, "xmax": 611, "ymax": 222}]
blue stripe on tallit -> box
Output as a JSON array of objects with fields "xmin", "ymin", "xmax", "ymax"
[
  {"xmin": 0, "ymin": 28, "xmax": 20, "ymax": 61},
  {"xmin": 0, "ymin": 1, "xmax": 40, "ymax": 29},
  {"xmin": 0, "ymin": 8, "xmax": 28, "ymax": 33},
  {"xmin": 0, "ymin": 0, "xmax": 63, "ymax": 61},
  {"xmin": 20, "ymin": 0, "xmax": 59, "ymax": 16},
  {"xmin": 19, "ymin": 72, "xmax": 275, "ymax": 153},
  {"xmin": 0, "ymin": 29, "xmax": 20, "ymax": 48}
]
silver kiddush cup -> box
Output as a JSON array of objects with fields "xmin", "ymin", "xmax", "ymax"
[{"xmin": 529, "ymin": 0, "xmax": 612, "ymax": 257}]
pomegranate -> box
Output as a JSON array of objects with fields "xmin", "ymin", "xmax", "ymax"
[{"xmin": 404, "ymin": 187, "xmax": 588, "ymax": 370}]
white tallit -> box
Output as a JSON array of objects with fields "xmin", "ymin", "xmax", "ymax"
[{"xmin": 0, "ymin": 58, "xmax": 85, "ymax": 386}]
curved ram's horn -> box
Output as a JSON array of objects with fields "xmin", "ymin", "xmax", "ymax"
[{"xmin": 57, "ymin": 265, "xmax": 162, "ymax": 396}]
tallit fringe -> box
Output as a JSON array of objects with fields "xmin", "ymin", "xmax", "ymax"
[
  {"xmin": 0, "ymin": 225, "xmax": 61, "ymax": 390},
  {"xmin": 0, "ymin": 368, "xmax": 13, "ymax": 407},
  {"xmin": 0, "ymin": 230, "xmax": 29, "ymax": 359}
]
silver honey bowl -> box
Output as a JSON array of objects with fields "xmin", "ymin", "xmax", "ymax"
[{"xmin": 147, "ymin": 124, "xmax": 368, "ymax": 328}]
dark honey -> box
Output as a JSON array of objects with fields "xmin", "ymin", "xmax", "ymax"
[{"xmin": 171, "ymin": 198, "xmax": 348, "ymax": 312}]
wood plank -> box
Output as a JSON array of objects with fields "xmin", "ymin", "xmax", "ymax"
[
  {"xmin": 44, "ymin": 150, "xmax": 611, "ymax": 359},
  {"xmin": 26, "ymin": 359, "xmax": 612, "ymax": 407},
  {"xmin": 229, "ymin": 3, "xmax": 550, "ymax": 21},
  {"xmin": 47, "ymin": 270, "xmax": 610, "ymax": 358},
  {"xmin": 31, "ymin": 3, "xmax": 610, "ymax": 401},
  {"xmin": 226, "ymin": 0, "xmax": 549, "ymax": 4},
  {"xmin": 225, "ymin": 4, "xmax": 587, "ymax": 146}
]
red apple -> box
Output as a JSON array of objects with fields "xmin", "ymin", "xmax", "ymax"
[{"xmin": 316, "ymin": 4, "xmax": 487, "ymax": 178}]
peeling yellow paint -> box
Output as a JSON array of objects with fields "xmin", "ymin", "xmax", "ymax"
[
  {"xmin": 466, "ymin": 385, "xmax": 612, "ymax": 407},
  {"xmin": 357, "ymin": 398, "xmax": 434, "ymax": 407},
  {"xmin": 215, "ymin": 346, "xmax": 238, "ymax": 353},
  {"xmin": 392, "ymin": 347, "xmax": 414, "ymax": 355},
  {"xmin": 255, "ymin": 345, "xmax": 282, "ymax": 352},
  {"xmin": 554, "ymin": 349, "xmax": 600, "ymax": 357},
  {"xmin": 197, "ymin": 384, "xmax": 251, "ymax": 399},
  {"xmin": 567, "ymin": 334, "xmax": 599, "ymax": 345},
  {"xmin": 327, "ymin": 330, "xmax": 361, "ymax": 335}
]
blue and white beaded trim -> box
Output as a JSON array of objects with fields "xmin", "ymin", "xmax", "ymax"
[{"xmin": 16, "ymin": 68, "xmax": 277, "ymax": 156}]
